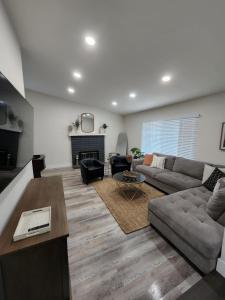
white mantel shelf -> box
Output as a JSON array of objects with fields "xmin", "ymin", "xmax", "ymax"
[{"xmin": 69, "ymin": 133, "xmax": 106, "ymax": 137}]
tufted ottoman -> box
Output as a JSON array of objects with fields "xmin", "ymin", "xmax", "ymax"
[{"xmin": 149, "ymin": 186, "xmax": 224, "ymax": 274}]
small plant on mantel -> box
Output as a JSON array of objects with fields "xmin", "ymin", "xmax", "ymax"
[
  {"xmin": 72, "ymin": 118, "xmax": 80, "ymax": 131},
  {"xmin": 100, "ymin": 123, "xmax": 108, "ymax": 134},
  {"xmin": 102, "ymin": 123, "xmax": 108, "ymax": 130}
]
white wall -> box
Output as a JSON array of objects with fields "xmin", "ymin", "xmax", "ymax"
[
  {"xmin": 0, "ymin": 0, "xmax": 33, "ymax": 234},
  {"xmin": 125, "ymin": 93, "xmax": 225, "ymax": 165},
  {"xmin": 0, "ymin": 0, "xmax": 24, "ymax": 96},
  {"xmin": 27, "ymin": 90, "xmax": 125, "ymax": 168}
]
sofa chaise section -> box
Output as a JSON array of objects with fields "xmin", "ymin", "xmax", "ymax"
[{"xmin": 149, "ymin": 186, "xmax": 224, "ymax": 273}]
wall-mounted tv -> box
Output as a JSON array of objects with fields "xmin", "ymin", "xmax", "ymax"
[{"xmin": 0, "ymin": 72, "xmax": 33, "ymax": 193}]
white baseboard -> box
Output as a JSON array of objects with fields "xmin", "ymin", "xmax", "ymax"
[
  {"xmin": 46, "ymin": 164, "xmax": 72, "ymax": 170},
  {"xmin": 217, "ymin": 258, "xmax": 225, "ymax": 278}
]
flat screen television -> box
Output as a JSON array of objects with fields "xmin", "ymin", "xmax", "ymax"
[{"xmin": 0, "ymin": 72, "xmax": 33, "ymax": 193}]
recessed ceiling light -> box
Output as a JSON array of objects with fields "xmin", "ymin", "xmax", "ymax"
[
  {"xmin": 73, "ymin": 71, "xmax": 83, "ymax": 80},
  {"xmin": 67, "ymin": 87, "xmax": 75, "ymax": 94},
  {"xmin": 112, "ymin": 101, "xmax": 118, "ymax": 106},
  {"xmin": 161, "ymin": 74, "xmax": 172, "ymax": 83},
  {"xmin": 85, "ymin": 35, "xmax": 96, "ymax": 46},
  {"xmin": 129, "ymin": 92, "xmax": 137, "ymax": 99}
]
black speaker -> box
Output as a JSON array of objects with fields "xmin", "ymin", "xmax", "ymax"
[{"xmin": 32, "ymin": 155, "xmax": 46, "ymax": 178}]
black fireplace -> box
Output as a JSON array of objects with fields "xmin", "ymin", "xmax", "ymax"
[
  {"xmin": 70, "ymin": 135, "xmax": 105, "ymax": 168},
  {"xmin": 79, "ymin": 150, "xmax": 99, "ymax": 161}
]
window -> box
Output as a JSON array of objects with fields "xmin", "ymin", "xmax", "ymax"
[{"xmin": 141, "ymin": 116, "xmax": 200, "ymax": 159}]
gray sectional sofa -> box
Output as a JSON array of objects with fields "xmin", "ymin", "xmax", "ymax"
[{"xmin": 133, "ymin": 153, "xmax": 225, "ymax": 274}]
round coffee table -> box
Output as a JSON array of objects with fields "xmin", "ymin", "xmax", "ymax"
[{"xmin": 113, "ymin": 171, "xmax": 146, "ymax": 200}]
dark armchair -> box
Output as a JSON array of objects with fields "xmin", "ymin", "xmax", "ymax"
[
  {"xmin": 80, "ymin": 159, "xmax": 104, "ymax": 184},
  {"xmin": 110, "ymin": 155, "xmax": 131, "ymax": 176}
]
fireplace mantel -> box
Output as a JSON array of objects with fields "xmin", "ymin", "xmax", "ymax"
[{"xmin": 69, "ymin": 133, "xmax": 106, "ymax": 137}]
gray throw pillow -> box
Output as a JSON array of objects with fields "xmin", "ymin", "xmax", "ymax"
[
  {"xmin": 207, "ymin": 187, "xmax": 225, "ymax": 220},
  {"xmin": 217, "ymin": 212, "xmax": 225, "ymax": 226},
  {"xmin": 213, "ymin": 177, "xmax": 225, "ymax": 194},
  {"xmin": 218, "ymin": 177, "xmax": 225, "ymax": 189}
]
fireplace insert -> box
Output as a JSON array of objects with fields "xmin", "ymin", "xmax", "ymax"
[{"xmin": 79, "ymin": 150, "xmax": 99, "ymax": 162}]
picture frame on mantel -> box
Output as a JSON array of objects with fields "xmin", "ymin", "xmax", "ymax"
[{"xmin": 220, "ymin": 122, "xmax": 225, "ymax": 151}]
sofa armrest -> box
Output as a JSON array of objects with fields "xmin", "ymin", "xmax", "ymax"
[{"xmin": 132, "ymin": 159, "xmax": 144, "ymax": 171}]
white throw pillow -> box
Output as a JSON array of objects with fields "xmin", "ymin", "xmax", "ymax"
[
  {"xmin": 151, "ymin": 155, "xmax": 165, "ymax": 169},
  {"xmin": 151, "ymin": 155, "xmax": 158, "ymax": 168},
  {"xmin": 202, "ymin": 164, "xmax": 215, "ymax": 183}
]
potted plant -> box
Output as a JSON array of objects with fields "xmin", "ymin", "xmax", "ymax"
[
  {"xmin": 100, "ymin": 123, "xmax": 108, "ymax": 133},
  {"xmin": 130, "ymin": 147, "xmax": 144, "ymax": 159},
  {"xmin": 72, "ymin": 118, "xmax": 80, "ymax": 131}
]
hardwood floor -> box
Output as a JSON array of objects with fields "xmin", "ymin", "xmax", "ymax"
[{"xmin": 43, "ymin": 168, "xmax": 202, "ymax": 300}]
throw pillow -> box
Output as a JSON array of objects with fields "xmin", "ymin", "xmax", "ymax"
[
  {"xmin": 207, "ymin": 187, "xmax": 225, "ymax": 220},
  {"xmin": 203, "ymin": 168, "xmax": 225, "ymax": 192},
  {"xmin": 151, "ymin": 155, "xmax": 165, "ymax": 169},
  {"xmin": 143, "ymin": 154, "xmax": 153, "ymax": 166},
  {"xmin": 213, "ymin": 177, "xmax": 225, "ymax": 194},
  {"xmin": 202, "ymin": 164, "xmax": 215, "ymax": 183},
  {"xmin": 202, "ymin": 164, "xmax": 225, "ymax": 184}
]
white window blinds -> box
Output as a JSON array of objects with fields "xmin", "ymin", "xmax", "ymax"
[{"xmin": 141, "ymin": 116, "xmax": 200, "ymax": 159}]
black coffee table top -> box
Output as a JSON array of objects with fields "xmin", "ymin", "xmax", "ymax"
[{"xmin": 113, "ymin": 172, "xmax": 145, "ymax": 184}]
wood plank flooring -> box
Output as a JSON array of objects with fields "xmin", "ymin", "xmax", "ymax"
[{"xmin": 43, "ymin": 168, "xmax": 202, "ymax": 300}]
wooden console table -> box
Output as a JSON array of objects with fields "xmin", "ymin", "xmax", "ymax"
[{"xmin": 0, "ymin": 176, "xmax": 70, "ymax": 300}]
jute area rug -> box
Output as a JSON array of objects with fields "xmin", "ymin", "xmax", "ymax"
[{"xmin": 92, "ymin": 177, "xmax": 164, "ymax": 234}]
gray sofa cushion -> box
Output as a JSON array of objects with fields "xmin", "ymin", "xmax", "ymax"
[
  {"xmin": 132, "ymin": 158, "xmax": 144, "ymax": 171},
  {"xmin": 149, "ymin": 186, "xmax": 224, "ymax": 259},
  {"xmin": 217, "ymin": 212, "xmax": 225, "ymax": 226},
  {"xmin": 136, "ymin": 165, "xmax": 168, "ymax": 178},
  {"xmin": 172, "ymin": 157, "xmax": 204, "ymax": 180},
  {"xmin": 155, "ymin": 171, "xmax": 202, "ymax": 191},
  {"xmin": 153, "ymin": 152, "xmax": 176, "ymax": 170},
  {"xmin": 145, "ymin": 176, "xmax": 178, "ymax": 194},
  {"xmin": 207, "ymin": 188, "xmax": 225, "ymax": 220}
]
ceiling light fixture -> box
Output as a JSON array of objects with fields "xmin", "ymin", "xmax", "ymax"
[
  {"xmin": 85, "ymin": 35, "xmax": 96, "ymax": 46},
  {"xmin": 161, "ymin": 74, "xmax": 172, "ymax": 83},
  {"xmin": 112, "ymin": 101, "xmax": 118, "ymax": 106},
  {"xmin": 67, "ymin": 87, "xmax": 75, "ymax": 94},
  {"xmin": 129, "ymin": 92, "xmax": 137, "ymax": 99},
  {"xmin": 73, "ymin": 71, "xmax": 83, "ymax": 80}
]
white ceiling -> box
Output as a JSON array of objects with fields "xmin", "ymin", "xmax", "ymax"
[{"xmin": 5, "ymin": 0, "xmax": 225, "ymax": 115}]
